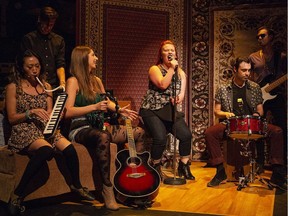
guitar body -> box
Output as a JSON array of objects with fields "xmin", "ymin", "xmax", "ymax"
[
  {"xmin": 261, "ymin": 83, "xmax": 277, "ymax": 104},
  {"xmin": 260, "ymin": 74, "xmax": 287, "ymax": 104},
  {"xmin": 113, "ymin": 149, "xmax": 161, "ymax": 206}
]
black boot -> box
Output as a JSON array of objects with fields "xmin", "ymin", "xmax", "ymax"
[
  {"xmin": 270, "ymin": 165, "xmax": 287, "ymax": 191},
  {"xmin": 151, "ymin": 162, "xmax": 163, "ymax": 181},
  {"xmin": 207, "ymin": 164, "xmax": 227, "ymax": 187},
  {"xmin": 8, "ymin": 197, "xmax": 25, "ymax": 216},
  {"xmin": 177, "ymin": 160, "xmax": 195, "ymax": 180}
]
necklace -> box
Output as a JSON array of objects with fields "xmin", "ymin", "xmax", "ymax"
[{"xmin": 233, "ymin": 80, "xmax": 245, "ymax": 88}]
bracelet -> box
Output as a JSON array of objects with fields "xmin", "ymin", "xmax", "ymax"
[
  {"xmin": 25, "ymin": 110, "xmax": 32, "ymax": 120},
  {"xmin": 115, "ymin": 104, "xmax": 120, "ymax": 113}
]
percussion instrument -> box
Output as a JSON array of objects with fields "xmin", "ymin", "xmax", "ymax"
[{"xmin": 226, "ymin": 115, "xmax": 267, "ymax": 139}]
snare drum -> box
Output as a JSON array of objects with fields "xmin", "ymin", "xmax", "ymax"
[{"xmin": 226, "ymin": 115, "xmax": 266, "ymax": 139}]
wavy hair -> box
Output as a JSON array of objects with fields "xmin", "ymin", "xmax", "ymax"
[{"xmin": 70, "ymin": 46, "xmax": 102, "ymax": 102}]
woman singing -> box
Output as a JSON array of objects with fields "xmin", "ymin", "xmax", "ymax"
[{"xmin": 139, "ymin": 40, "xmax": 194, "ymax": 181}]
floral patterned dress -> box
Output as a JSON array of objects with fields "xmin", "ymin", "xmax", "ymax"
[{"xmin": 8, "ymin": 85, "xmax": 59, "ymax": 152}]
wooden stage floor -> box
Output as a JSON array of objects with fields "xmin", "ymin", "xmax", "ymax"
[
  {"xmin": 146, "ymin": 161, "xmax": 284, "ymax": 216},
  {"xmin": 1, "ymin": 161, "xmax": 286, "ymax": 216}
]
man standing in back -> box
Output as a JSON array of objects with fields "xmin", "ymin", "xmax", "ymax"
[{"xmin": 20, "ymin": 6, "xmax": 66, "ymax": 89}]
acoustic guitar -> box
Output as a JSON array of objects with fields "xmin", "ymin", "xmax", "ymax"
[
  {"xmin": 261, "ymin": 74, "xmax": 287, "ymax": 104},
  {"xmin": 113, "ymin": 118, "xmax": 161, "ymax": 207}
]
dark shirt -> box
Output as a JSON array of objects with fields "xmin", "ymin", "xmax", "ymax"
[
  {"xmin": 215, "ymin": 79, "xmax": 263, "ymax": 118},
  {"xmin": 20, "ymin": 30, "xmax": 65, "ymax": 88},
  {"xmin": 232, "ymin": 84, "xmax": 250, "ymax": 116},
  {"xmin": 249, "ymin": 51, "xmax": 287, "ymax": 91}
]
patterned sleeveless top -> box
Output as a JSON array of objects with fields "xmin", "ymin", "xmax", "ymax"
[{"xmin": 140, "ymin": 65, "xmax": 181, "ymax": 110}]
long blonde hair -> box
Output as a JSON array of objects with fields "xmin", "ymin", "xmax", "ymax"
[{"xmin": 70, "ymin": 46, "xmax": 102, "ymax": 102}]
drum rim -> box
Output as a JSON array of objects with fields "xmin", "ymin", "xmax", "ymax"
[{"xmin": 228, "ymin": 115, "xmax": 262, "ymax": 120}]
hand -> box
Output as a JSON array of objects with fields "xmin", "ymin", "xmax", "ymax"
[
  {"xmin": 253, "ymin": 112, "xmax": 261, "ymax": 117},
  {"xmin": 170, "ymin": 94, "xmax": 184, "ymax": 105},
  {"xmin": 60, "ymin": 84, "xmax": 66, "ymax": 91},
  {"xmin": 118, "ymin": 104, "xmax": 138, "ymax": 120},
  {"xmin": 169, "ymin": 59, "xmax": 178, "ymax": 70},
  {"xmin": 59, "ymin": 108, "xmax": 66, "ymax": 120},
  {"xmin": 96, "ymin": 100, "xmax": 108, "ymax": 111},
  {"xmin": 60, "ymin": 81, "xmax": 66, "ymax": 91},
  {"xmin": 225, "ymin": 112, "xmax": 235, "ymax": 119},
  {"xmin": 31, "ymin": 109, "xmax": 51, "ymax": 121}
]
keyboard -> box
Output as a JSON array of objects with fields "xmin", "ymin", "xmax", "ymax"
[{"xmin": 43, "ymin": 92, "xmax": 68, "ymax": 139}]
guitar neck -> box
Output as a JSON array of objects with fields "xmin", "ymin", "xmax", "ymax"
[
  {"xmin": 125, "ymin": 119, "xmax": 137, "ymax": 158},
  {"xmin": 265, "ymin": 74, "xmax": 287, "ymax": 93}
]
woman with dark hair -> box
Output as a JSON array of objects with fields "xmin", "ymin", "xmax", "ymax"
[
  {"xmin": 139, "ymin": 40, "xmax": 194, "ymax": 180},
  {"xmin": 64, "ymin": 46, "xmax": 145, "ymax": 210},
  {"xmin": 5, "ymin": 50, "xmax": 94, "ymax": 215}
]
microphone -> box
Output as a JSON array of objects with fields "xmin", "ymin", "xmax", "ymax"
[
  {"xmin": 237, "ymin": 98, "xmax": 244, "ymax": 116},
  {"xmin": 168, "ymin": 54, "xmax": 178, "ymax": 72}
]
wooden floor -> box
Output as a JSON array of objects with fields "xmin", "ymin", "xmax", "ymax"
[
  {"xmin": 1, "ymin": 161, "xmax": 284, "ymax": 216},
  {"xmin": 139, "ymin": 161, "xmax": 277, "ymax": 216}
]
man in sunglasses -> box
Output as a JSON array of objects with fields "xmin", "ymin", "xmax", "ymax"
[{"xmin": 249, "ymin": 26, "xmax": 287, "ymax": 175}]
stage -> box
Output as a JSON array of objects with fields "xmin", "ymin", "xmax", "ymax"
[{"xmin": 1, "ymin": 161, "xmax": 286, "ymax": 216}]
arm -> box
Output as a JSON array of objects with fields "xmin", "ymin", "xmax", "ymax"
[
  {"xmin": 57, "ymin": 67, "xmax": 66, "ymax": 87},
  {"xmin": 5, "ymin": 83, "xmax": 52, "ymax": 125},
  {"xmin": 5, "ymin": 83, "xmax": 27, "ymax": 125},
  {"xmin": 94, "ymin": 76, "xmax": 115, "ymax": 112},
  {"xmin": 214, "ymin": 102, "xmax": 235, "ymax": 119},
  {"xmin": 94, "ymin": 77, "xmax": 138, "ymax": 120},
  {"xmin": 64, "ymin": 77, "xmax": 107, "ymax": 119},
  {"xmin": 176, "ymin": 69, "xmax": 186, "ymax": 104},
  {"xmin": 55, "ymin": 37, "xmax": 66, "ymax": 87},
  {"xmin": 254, "ymin": 103, "xmax": 264, "ymax": 116},
  {"xmin": 45, "ymin": 83, "xmax": 53, "ymax": 114},
  {"xmin": 149, "ymin": 65, "xmax": 175, "ymax": 90}
]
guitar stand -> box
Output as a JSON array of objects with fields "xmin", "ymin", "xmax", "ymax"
[{"xmin": 237, "ymin": 139, "xmax": 273, "ymax": 191}]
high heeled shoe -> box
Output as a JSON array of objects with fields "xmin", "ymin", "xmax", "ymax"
[
  {"xmin": 102, "ymin": 184, "xmax": 119, "ymax": 211},
  {"xmin": 177, "ymin": 160, "xmax": 195, "ymax": 180}
]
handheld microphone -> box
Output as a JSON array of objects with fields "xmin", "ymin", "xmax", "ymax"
[{"xmin": 168, "ymin": 54, "xmax": 178, "ymax": 72}]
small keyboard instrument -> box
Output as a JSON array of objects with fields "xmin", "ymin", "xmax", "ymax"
[{"xmin": 43, "ymin": 93, "xmax": 68, "ymax": 138}]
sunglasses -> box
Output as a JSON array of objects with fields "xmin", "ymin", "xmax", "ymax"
[{"xmin": 256, "ymin": 34, "xmax": 267, "ymax": 39}]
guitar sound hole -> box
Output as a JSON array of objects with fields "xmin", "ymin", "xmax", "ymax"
[{"xmin": 127, "ymin": 157, "xmax": 141, "ymax": 167}]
